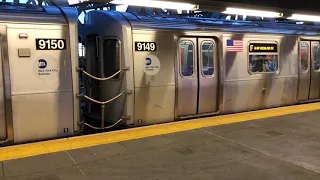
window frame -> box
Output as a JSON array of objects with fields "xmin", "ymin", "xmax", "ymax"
[
  {"xmin": 200, "ymin": 40, "xmax": 215, "ymax": 77},
  {"xmin": 299, "ymin": 42, "xmax": 309, "ymax": 73},
  {"xmin": 312, "ymin": 42, "xmax": 320, "ymax": 72},
  {"xmin": 179, "ymin": 40, "xmax": 195, "ymax": 78},
  {"xmin": 247, "ymin": 40, "xmax": 280, "ymax": 75},
  {"xmin": 101, "ymin": 36, "xmax": 122, "ymax": 81}
]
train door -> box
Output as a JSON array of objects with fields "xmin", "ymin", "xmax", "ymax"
[
  {"xmin": 176, "ymin": 37, "xmax": 218, "ymax": 118},
  {"xmin": 298, "ymin": 41, "xmax": 320, "ymax": 102},
  {"xmin": 0, "ymin": 25, "xmax": 11, "ymax": 144}
]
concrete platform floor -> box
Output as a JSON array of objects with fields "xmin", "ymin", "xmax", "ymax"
[{"xmin": 1, "ymin": 110, "xmax": 320, "ymax": 180}]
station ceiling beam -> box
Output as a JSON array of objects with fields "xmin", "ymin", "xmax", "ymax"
[
  {"xmin": 83, "ymin": 0, "xmax": 320, "ymax": 17},
  {"xmin": 72, "ymin": 0, "xmax": 320, "ymax": 22}
]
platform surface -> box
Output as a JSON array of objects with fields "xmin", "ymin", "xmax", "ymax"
[{"xmin": 1, "ymin": 109, "xmax": 320, "ymax": 179}]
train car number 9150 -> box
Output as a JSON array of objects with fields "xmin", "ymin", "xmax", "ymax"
[
  {"xmin": 36, "ymin": 39, "xmax": 67, "ymax": 50},
  {"xmin": 135, "ymin": 42, "xmax": 157, "ymax": 51}
]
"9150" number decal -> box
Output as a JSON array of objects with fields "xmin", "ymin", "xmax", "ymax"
[
  {"xmin": 36, "ymin": 39, "xmax": 67, "ymax": 50},
  {"xmin": 135, "ymin": 42, "xmax": 157, "ymax": 51}
]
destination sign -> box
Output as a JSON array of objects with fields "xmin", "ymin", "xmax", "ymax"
[{"xmin": 249, "ymin": 43, "xmax": 278, "ymax": 53}]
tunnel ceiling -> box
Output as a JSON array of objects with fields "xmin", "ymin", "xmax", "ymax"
[
  {"xmin": 90, "ymin": 0, "xmax": 320, "ymax": 15},
  {"xmin": 166, "ymin": 0, "xmax": 320, "ymax": 14}
]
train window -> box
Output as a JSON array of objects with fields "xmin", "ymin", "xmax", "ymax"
[
  {"xmin": 300, "ymin": 43, "xmax": 309, "ymax": 71},
  {"xmin": 248, "ymin": 42, "xmax": 279, "ymax": 74},
  {"xmin": 179, "ymin": 41, "xmax": 194, "ymax": 77},
  {"xmin": 313, "ymin": 43, "xmax": 320, "ymax": 71},
  {"xmin": 249, "ymin": 55, "xmax": 278, "ymax": 73},
  {"xmin": 103, "ymin": 39, "xmax": 120, "ymax": 79},
  {"xmin": 201, "ymin": 42, "xmax": 214, "ymax": 76}
]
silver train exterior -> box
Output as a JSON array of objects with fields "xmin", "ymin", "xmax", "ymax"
[
  {"xmin": 80, "ymin": 10, "xmax": 320, "ymax": 127},
  {"xmin": 0, "ymin": 5, "xmax": 80, "ymax": 145}
]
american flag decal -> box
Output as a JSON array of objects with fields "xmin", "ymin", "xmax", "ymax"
[{"xmin": 226, "ymin": 40, "xmax": 243, "ymax": 52}]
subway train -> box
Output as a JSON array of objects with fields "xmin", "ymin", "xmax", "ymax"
[
  {"xmin": 79, "ymin": 10, "xmax": 320, "ymax": 128},
  {"xmin": 0, "ymin": 3, "xmax": 80, "ymax": 146},
  {"xmin": 2, "ymin": 3, "xmax": 320, "ymax": 146}
]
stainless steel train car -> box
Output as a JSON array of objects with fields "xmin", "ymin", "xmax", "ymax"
[
  {"xmin": 0, "ymin": 3, "xmax": 80, "ymax": 145},
  {"xmin": 79, "ymin": 10, "xmax": 320, "ymax": 128}
]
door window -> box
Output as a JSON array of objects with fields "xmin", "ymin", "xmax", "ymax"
[
  {"xmin": 313, "ymin": 43, "xmax": 320, "ymax": 71},
  {"xmin": 300, "ymin": 42, "xmax": 309, "ymax": 71},
  {"xmin": 201, "ymin": 41, "xmax": 214, "ymax": 76},
  {"xmin": 103, "ymin": 39, "xmax": 120, "ymax": 79},
  {"xmin": 179, "ymin": 41, "xmax": 194, "ymax": 77}
]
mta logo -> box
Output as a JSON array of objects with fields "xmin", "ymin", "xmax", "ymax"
[
  {"xmin": 145, "ymin": 58, "xmax": 152, "ymax": 66},
  {"xmin": 38, "ymin": 59, "xmax": 47, "ymax": 69}
]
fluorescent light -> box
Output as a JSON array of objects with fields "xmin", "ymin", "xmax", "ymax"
[
  {"xmin": 110, "ymin": 0, "xmax": 198, "ymax": 10},
  {"xmin": 222, "ymin": 7, "xmax": 282, "ymax": 18},
  {"xmin": 68, "ymin": 0, "xmax": 88, "ymax": 5},
  {"xmin": 116, "ymin": 4, "xmax": 129, "ymax": 12},
  {"xmin": 287, "ymin": 14, "xmax": 320, "ymax": 22}
]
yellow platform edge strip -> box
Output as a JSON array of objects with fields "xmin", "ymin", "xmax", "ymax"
[{"xmin": 1, "ymin": 102, "xmax": 320, "ymax": 161}]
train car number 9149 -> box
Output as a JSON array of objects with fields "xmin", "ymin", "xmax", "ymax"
[
  {"xmin": 135, "ymin": 42, "xmax": 157, "ymax": 51},
  {"xmin": 36, "ymin": 39, "xmax": 67, "ymax": 50}
]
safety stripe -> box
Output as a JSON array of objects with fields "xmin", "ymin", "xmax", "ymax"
[{"xmin": 0, "ymin": 102, "xmax": 320, "ymax": 161}]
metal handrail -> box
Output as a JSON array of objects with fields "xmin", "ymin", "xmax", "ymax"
[
  {"xmin": 77, "ymin": 67, "xmax": 128, "ymax": 81},
  {"xmin": 78, "ymin": 91, "xmax": 126, "ymax": 105},
  {"xmin": 78, "ymin": 90, "xmax": 131, "ymax": 128},
  {"xmin": 77, "ymin": 65, "xmax": 131, "ymax": 129},
  {"xmin": 84, "ymin": 116, "xmax": 125, "ymax": 130}
]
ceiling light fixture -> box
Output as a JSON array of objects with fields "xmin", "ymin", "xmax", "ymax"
[
  {"xmin": 222, "ymin": 7, "xmax": 282, "ymax": 18},
  {"xmin": 110, "ymin": 0, "xmax": 198, "ymax": 10},
  {"xmin": 287, "ymin": 14, "xmax": 320, "ymax": 22}
]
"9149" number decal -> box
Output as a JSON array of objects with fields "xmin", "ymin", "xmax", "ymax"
[
  {"xmin": 135, "ymin": 42, "xmax": 157, "ymax": 51},
  {"xmin": 36, "ymin": 39, "xmax": 67, "ymax": 50}
]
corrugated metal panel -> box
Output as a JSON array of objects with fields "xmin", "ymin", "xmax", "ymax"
[
  {"xmin": 0, "ymin": 5, "xmax": 67, "ymax": 24},
  {"xmin": 121, "ymin": 12, "xmax": 320, "ymax": 35}
]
